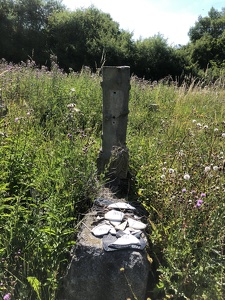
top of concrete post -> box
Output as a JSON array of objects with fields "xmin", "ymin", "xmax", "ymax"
[{"xmin": 101, "ymin": 66, "xmax": 130, "ymax": 89}]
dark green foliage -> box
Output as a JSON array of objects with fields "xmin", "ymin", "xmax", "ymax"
[
  {"xmin": 188, "ymin": 7, "xmax": 225, "ymax": 80},
  {"xmin": 133, "ymin": 34, "xmax": 184, "ymax": 81},
  {"xmin": 2, "ymin": 2, "xmax": 225, "ymax": 82},
  {"xmin": 0, "ymin": 1, "xmax": 185, "ymax": 80},
  {"xmin": 47, "ymin": 7, "xmax": 135, "ymax": 71},
  {"xmin": 0, "ymin": 0, "xmax": 65, "ymax": 64}
]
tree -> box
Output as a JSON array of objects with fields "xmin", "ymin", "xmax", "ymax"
[
  {"xmin": 132, "ymin": 34, "xmax": 183, "ymax": 80},
  {"xmin": 47, "ymin": 6, "xmax": 135, "ymax": 71},
  {"xmin": 188, "ymin": 7, "xmax": 225, "ymax": 72},
  {"xmin": 0, "ymin": 0, "xmax": 65, "ymax": 63},
  {"xmin": 0, "ymin": 0, "xmax": 16, "ymax": 60}
]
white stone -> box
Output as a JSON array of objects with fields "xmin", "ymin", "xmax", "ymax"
[
  {"xmin": 91, "ymin": 224, "xmax": 112, "ymax": 237},
  {"xmin": 115, "ymin": 220, "xmax": 128, "ymax": 231},
  {"xmin": 104, "ymin": 209, "xmax": 124, "ymax": 221},
  {"xmin": 110, "ymin": 220, "xmax": 121, "ymax": 226},
  {"xmin": 109, "ymin": 227, "xmax": 117, "ymax": 235},
  {"xmin": 108, "ymin": 202, "xmax": 135, "ymax": 210},
  {"xmin": 127, "ymin": 218, "xmax": 146, "ymax": 230},
  {"xmin": 110, "ymin": 234, "xmax": 141, "ymax": 246}
]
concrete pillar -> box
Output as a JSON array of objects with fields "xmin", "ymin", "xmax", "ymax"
[
  {"xmin": 97, "ymin": 66, "xmax": 130, "ymax": 180},
  {"xmin": 60, "ymin": 189, "xmax": 150, "ymax": 300}
]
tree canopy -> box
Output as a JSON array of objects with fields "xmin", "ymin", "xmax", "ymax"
[
  {"xmin": 47, "ymin": 6, "xmax": 135, "ymax": 71},
  {"xmin": 188, "ymin": 7, "xmax": 225, "ymax": 75},
  {"xmin": 1, "ymin": 1, "xmax": 225, "ymax": 82}
]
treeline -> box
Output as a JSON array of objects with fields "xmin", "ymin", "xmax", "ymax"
[{"xmin": 1, "ymin": 0, "xmax": 225, "ymax": 81}]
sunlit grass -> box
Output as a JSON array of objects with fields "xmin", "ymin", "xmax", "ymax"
[{"xmin": 0, "ymin": 61, "xmax": 225, "ymax": 299}]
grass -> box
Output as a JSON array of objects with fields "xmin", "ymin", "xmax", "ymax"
[{"xmin": 0, "ymin": 60, "xmax": 225, "ymax": 299}]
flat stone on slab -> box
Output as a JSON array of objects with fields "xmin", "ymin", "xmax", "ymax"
[
  {"xmin": 108, "ymin": 202, "xmax": 136, "ymax": 210},
  {"xmin": 104, "ymin": 209, "xmax": 124, "ymax": 221}
]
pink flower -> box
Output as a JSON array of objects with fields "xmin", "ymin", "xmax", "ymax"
[
  {"xmin": 3, "ymin": 293, "xmax": 11, "ymax": 300},
  {"xmin": 196, "ymin": 199, "xmax": 203, "ymax": 207}
]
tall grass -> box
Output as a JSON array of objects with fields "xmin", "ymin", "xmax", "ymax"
[
  {"xmin": 0, "ymin": 61, "xmax": 225, "ymax": 299},
  {"xmin": 129, "ymin": 77, "xmax": 225, "ymax": 299},
  {"xmin": 0, "ymin": 62, "xmax": 101, "ymax": 299}
]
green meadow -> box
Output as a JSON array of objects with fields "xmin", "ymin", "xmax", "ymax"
[{"xmin": 0, "ymin": 61, "xmax": 225, "ymax": 299}]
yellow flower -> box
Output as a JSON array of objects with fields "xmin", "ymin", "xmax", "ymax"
[{"xmin": 138, "ymin": 189, "xmax": 144, "ymax": 196}]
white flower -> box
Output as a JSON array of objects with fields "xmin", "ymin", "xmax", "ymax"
[
  {"xmin": 192, "ymin": 119, "xmax": 197, "ymax": 123},
  {"xmin": 178, "ymin": 150, "xmax": 184, "ymax": 156},
  {"xmin": 222, "ymin": 133, "xmax": 225, "ymax": 138},
  {"xmin": 203, "ymin": 125, "xmax": 208, "ymax": 129},
  {"xmin": 160, "ymin": 175, "xmax": 166, "ymax": 180},
  {"xmin": 214, "ymin": 128, "xmax": 219, "ymax": 132},
  {"xmin": 204, "ymin": 166, "xmax": 211, "ymax": 172},
  {"xmin": 184, "ymin": 174, "xmax": 190, "ymax": 180},
  {"xmin": 213, "ymin": 165, "xmax": 219, "ymax": 171},
  {"xmin": 162, "ymin": 167, "xmax": 167, "ymax": 173},
  {"xmin": 169, "ymin": 168, "xmax": 175, "ymax": 174},
  {"xmin": 70, "ymin": 88, "xmax": 76, "ymax": 92},
  {"xmin": 196, "ymin": 123, "xmax": 202, "ymax": 127}
]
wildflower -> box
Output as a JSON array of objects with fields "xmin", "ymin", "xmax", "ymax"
[
  {"xmin": 67, "ymin": 103, "xmax": 80, "ymax": 113},
  {"xmin": 182, "ymin": 188, "xmax": 187, "ymax": 193},
  {"xmin": 160, "ymin": 174, "xmax": 165, "ymax": 180},
  {"xmin": 196, "ymin": 199, "xmax": 203, "ymax": 207},
  {"xmin": 213, "ymin": 165, "xmax": 219, "ymax": 171},
  {"xmin": 200, "ymin": 193, "xmax": 206, "ymax": 197},
  {"xmin": 15, "ymin": 117, "xmax": 19, "ymax": 122},
  {"xmin": 222, "ymin": 133, "xmax": 225, "ymax": 138},
  {"xmin": 70, "ymin": 88, "xmax": 76, "ymax": 92},
  {"xmin": 67, "ymin": 133, "xmax": 72, "ymax": 139},
  {"xmin": 196, "ymin": 123, "xmax": 202, "ymax": 127},
  {"xmin": 3, "ymin": 293, "xmax": 11, "ymax": 300},
  {"xmin": 137, "ymin": 189, "xmax": 144, "ymax": 196},
  {"xmin": 203, "ymin": 125, "xmax": 208, "ymax": 129},
  {"xmin": 204, "ymin": 166, "xmax": 211, "ymax": 172},
  {"xmin": 184, "ymin": 174, "xmax": 190, "ymax": 180},
  {"xmin": 162, "ymin": 167, "xmax": 167, "ymax": 173},
  {"xmin": 178, "ymin": 150, "xmax": 184, "ymax": 156},
  {"xmin": 169, "ymin": 168, "xmax": 176, "ymax": 178},
  {"xmin": 214, "ymin": 128, "xmax": 219, "ymax": 132},
  {"xmin": 192, "ymin": 119, "xmax": 197, "ymax": 123}
]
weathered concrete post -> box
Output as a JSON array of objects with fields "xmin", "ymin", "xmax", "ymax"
[
  {"xmin": 97, "ymin": 66, "xmax": 130, "ymax": 182},
  {"xmin": 60, "ymin": 67, "xmax": 150, "ymax": 300}
]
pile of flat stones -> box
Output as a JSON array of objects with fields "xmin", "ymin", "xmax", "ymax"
[{"xmin": 91, "ymin": 198, "xmax": 147, "ymax": 251}]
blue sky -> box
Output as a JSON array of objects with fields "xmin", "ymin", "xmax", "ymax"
[{"xmin": 62, "ymin": 0, "xmax": 224, "ymax": 45}]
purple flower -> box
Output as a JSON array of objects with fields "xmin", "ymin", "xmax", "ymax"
[
  {"xmin": 67, "ymin": 133, "xmax": 72, "ymax": 139},
  {"xmin": 15, "ymin": 117, "xmax": 19, "ymax": 122},
  {"xmin": 196, "ymin": 199, "xmax": 203, "ymax": 207},
  {"xmin": 182, "ymin": 188, "xmax": 187, "ymax": 193},
  {"xmin": 200, "ymin": 193, "xmax": 206, "ymax": 197},
  {"xmin": 3, "ymin": 293, "xmax": 11, "ymax": 300}
]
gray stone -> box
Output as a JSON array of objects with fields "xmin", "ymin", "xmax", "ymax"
[
  {"xmin": 61, "ymin": 209, "xmax": 150, "ymax": 300},
  {"xmin": 149, "ymin": 104, "xmax": 159, "ymax": 112}
]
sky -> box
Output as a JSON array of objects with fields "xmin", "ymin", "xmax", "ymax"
[{"xmin": 62, "ymin": 0, "xmax": 224, "ymax": 46}]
